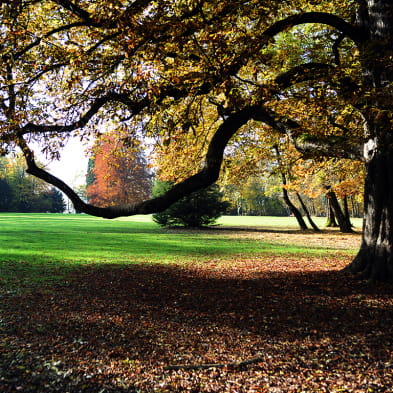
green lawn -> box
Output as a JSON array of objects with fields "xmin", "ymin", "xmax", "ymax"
[{"xmin": 0, "ymin": 213, "xmax": 362, "ymax": 290}]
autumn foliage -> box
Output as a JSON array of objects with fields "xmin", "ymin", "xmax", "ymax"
[{"xmin": 86, "ymin": 132, "xmax": 151, "ymax": 207}]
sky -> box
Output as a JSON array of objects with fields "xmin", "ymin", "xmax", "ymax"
[{"xmin": 40, "ymin": 138, "xmax": 89, "ymax": 187}]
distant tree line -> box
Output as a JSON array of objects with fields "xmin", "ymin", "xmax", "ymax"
[{"xmin": 0, "ymin": 155, "xmax": 65, "ymax": 213}]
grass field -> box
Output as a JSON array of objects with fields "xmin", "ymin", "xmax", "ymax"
[
  {"xmin": 4, "ymin": 213, "xmax": 393, "ymax": 392},
  {"xmin": 0, "ymin": 213, "xmax": 362, "ymax": 291}
]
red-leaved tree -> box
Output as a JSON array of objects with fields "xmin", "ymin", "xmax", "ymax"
[{"xmin": 86, "ymin": 132, "xmax": 151, "ymax": 207}]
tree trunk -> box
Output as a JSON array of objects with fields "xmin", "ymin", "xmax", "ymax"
[
  {"xmin": 282, "ymin": 185, "xmax": 308, "ymax": 230},
  {"xmin": 345, "ymin": 0, "xmax": 393, "ymax": 280},
  {"xmin": 326, "ymin": 189, "xmax": 353, "ymax": 233},
  {"xmin": 346, "ymin": 151, "xmax": 393, "ymax": 281},
  {"xmin": 325, "ymin": 196, "xmax": 338, "ymax": 227},
  {"xmin": 342, "ymin": 195, "xmax": 352, "ymax": 225},
  {"xmin": 296, "ymin": 192, "xmax": 320, "ymax": 231},
  {"xmin": 273, "ymin": 144, "xmax": 308, "ymax": 230}
]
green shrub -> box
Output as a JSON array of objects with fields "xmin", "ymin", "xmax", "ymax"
[{"xmin": 152, "ymin": 180, "xmax": 230, "ymax": 227}]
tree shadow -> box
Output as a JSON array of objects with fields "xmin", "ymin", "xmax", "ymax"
[{"xmin": 2, "ymin": 263, "xmax": 393, "ymax": 392}]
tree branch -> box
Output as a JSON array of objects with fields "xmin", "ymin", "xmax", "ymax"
[
  {"xmin": 164, "ymin": 355, "xmax": 264, "ymax": 371},
  {"xmin": 263, "ymin": 12, "xmax": 368, "ymax": 44},
  {"xmin": 291, "ymin": 133, "xmax": 364, "ymax": 161},
  {"xmin": 332, "ymin": 33, "xmax": 346, "ymax": 66},
  {"xmin": 250, "ymin": 106, "xmax": 364, "ymax": 161},
  {"xmin": 51, "ymin": 0, "xmax": 93, "ymax": 23},
  {"xmin": 12, "ymin": 22, "xmax": 87, "ymax": 60},
  {"xmin": 19, "ymin": 107, "xmax": 256, "ymax": 218},
  {"xmin": 274, "ymin": 62, "xmax": 333, "ymax": 89},
  {"xmin": 19, "ymin": 93, "xmax": 150, "ymax": 136}
]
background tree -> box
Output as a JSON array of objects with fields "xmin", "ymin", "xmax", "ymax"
[
  {"xmin": 152, "ymin": 180, "xmax": 229, "ymax": 228},
  {"xmin": 0, "ymin": 155, "xmax": 66, "ymax": 212},
  {"xmin": 45, "ymin": 188, "xmax": 67, "ymax": 213},
  {"xmin": 0, "ymin": 178, "xmax": 13, "ymax": 212},
  {"xmin": 86, "ymin": 131, "xmax": 152, "ymax": 207},
  {"xmin": 222, "ymin": 177, "xmax": 287, "ymax": 216}
]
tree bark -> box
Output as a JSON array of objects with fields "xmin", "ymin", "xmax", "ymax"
[
  {"xmin": 346, "ymin": 150, "xmax": 393, "ymax": 281},
  {"xmin": 325, "ymin": 188, "xmax": 353, "ymax": 233},
  {"xmin": 345, "ymin": 0, "xmax": 393, "ymax": 280},
  {"xmin": 325, "ymin": 200, "xmax": 338, "ymax": 228},
  {"xmin": 296, "ymin": 192, "xmax": 320, "ymax": 231}
]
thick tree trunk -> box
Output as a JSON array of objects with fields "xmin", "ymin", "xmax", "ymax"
[
  {"xmin": 345, "ymin": 0, "xmax": 393, "ymax": 280},
  {"xmin": 346, "ymin": 152, "xmax": 393, "ymax": 281}
]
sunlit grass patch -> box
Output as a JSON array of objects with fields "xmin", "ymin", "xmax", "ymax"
[{"xmin": 0, "ymin": 213, "xmax": 361, "ymax": 291}]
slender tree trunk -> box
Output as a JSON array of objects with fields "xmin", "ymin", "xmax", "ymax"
[
  {"xmin": 281, "ymin": 184, "xmax": 308, "ymax": 230},
  {"xmin": 273, "ymin": 144, "xmax": 308, "ymax": 230},
  {"xmin": 326, "ymin": 188, "xmax": 353, "ymax": 233},
  {"xmin": 350, "ymin": 195, "xmax": 360, "ymax": 218},
  {"xmin": 342, "ymin": 196, "xmax": 350, "ymax": 222},
  {"xmin": 296, "ymin": 192, "xmax": 320, "ymax": 231}
]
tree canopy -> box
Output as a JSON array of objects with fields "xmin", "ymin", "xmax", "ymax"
[
  {"xmin": 1, "ymin": 1, "xmax": 393, "ymax": 279},
  {"xmin": 0, "ymin": 0, "xmax": 362, "ymax": 217}
]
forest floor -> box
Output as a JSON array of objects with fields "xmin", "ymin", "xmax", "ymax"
[{"xmin": 1, "ymin": 228, "xmax": 393, "ymax": 392}]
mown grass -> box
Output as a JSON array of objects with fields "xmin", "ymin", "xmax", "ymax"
[{"xmin": 0, "ymin": 213, "xmax": 362, "ymax": 291}]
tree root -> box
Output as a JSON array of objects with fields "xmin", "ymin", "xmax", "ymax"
[{"xmin": 164, "ymin": 355, "xmax": 264, "ymax": 371}]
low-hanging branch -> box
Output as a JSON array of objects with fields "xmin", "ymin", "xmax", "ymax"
[
  {"xmin": 19, "ymin": 96, "xmax": 363, "ymax": 219},
  {"xmin": 18, "ymin": 93, "xmax": 150, "ymax": 137},
  {"xmin": 18, "ymin": 106, "xmax": 256, "ymax": 218}
]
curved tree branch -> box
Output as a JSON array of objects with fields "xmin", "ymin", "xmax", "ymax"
[
  {"xmin": 19, "ymin": 93, "xmax": 150, "ymax": 136},
  {"xmin": 51, "ymin": 0, "xmax": 95, "ymax": 24},
  {"xmin": 274, "ymin": 62, "xmax": 333, "ymax": 89},
  {"xmin": 19, "ymin": 107, "xmax": 256, "ymax": 218},
  {"xmin": 12, "ymin": 22, "xmax": 87, "ymax": 60},
  {"xmin": 263, "ymin": 12, "xmax": 368, "ymax": 44}
]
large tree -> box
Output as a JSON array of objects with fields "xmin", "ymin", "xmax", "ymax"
[{"xmin": 0, "ymin": 1, "xmax": 392, "ymax": 280}]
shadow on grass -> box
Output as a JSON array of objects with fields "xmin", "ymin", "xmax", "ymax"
[{"xmin": 2, "ymin": 263, "xmax": 393, "ymax": 392}]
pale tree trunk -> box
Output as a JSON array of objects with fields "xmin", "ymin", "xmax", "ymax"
[{"xmin": 325, "ymin": 198, "xmax": 338, "ymax": 228}]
